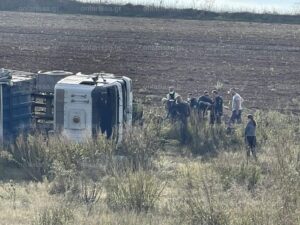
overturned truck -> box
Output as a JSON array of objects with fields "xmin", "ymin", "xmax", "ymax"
[{"xmin": 0, "ymin": 69, "xmax": 133, "ymax": 144}]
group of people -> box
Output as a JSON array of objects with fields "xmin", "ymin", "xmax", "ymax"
[
  {"xmin": 188, "ymin": 89, "xmax": 223, "ymax": 124},
  {"xmin": 162, "ymin": 86, "xmax": 257, "ymax": 160},
  {"xmin": 163, "ymin": 86, "xmax": 226, "ymax": 124}
]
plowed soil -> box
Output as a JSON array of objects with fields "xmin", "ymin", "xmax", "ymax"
[{"xmin": 1, "ymin": 11, "xmax": 300, "ymax": 112}]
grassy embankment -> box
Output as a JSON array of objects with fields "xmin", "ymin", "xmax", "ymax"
[{"xmin": 0, "ymin": 105, "xmax": 299, "ymax": 225}]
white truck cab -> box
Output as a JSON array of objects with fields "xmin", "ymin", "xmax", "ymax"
[{"xmin": 54, "ymin": 73, "xmax": 133, "ymax": 143}]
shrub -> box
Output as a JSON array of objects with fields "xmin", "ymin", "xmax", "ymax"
[
  {"xmin": 162, "ymin": 122, "xmax": 182, "ymax": 141},
  {"xmin": 188, "ymin": 113, "xmax": 243, "ymax": 155},
  {"xmin": 232, "ymin": 207, "xmax": 275, "ymax": 225},
  {"xmin": 177, "ymin": 170, "xmax": 229, "ymax": 225},
  {"xmin": 0, "ymin": 180, "xmax": 17, "ymax": 209},
  {"xmin": 3, "ymin": 132, "xmax": 116, "ymax": 182},
  {"xmin": 48, "ymin": 166, "xmax": 78, "ymax": 195},
  {"xmin": 216, "ymin": 161, "xmax": 261, "ymax": 191},
  {"xmin": 2, "ymin": 117, "xmax": 163, "ymax": 190},
  {"xmin": 4, "ymin": 134, "xmax": 53, "ymax": 181},
  {"xmin": 118, "ymin": 122, "xmax": 163, "ymax": 171},
  {"xmin": 77, "ymin": 178, "xmax": 102, "ymax": 206},
  {"xmin": 32, "ymin": 205, "xmax": 74, "ymax": 225},
  {"xmin": 49, "ymin": 134, "xmax": 115, "ymax": 174},
  {"xmin": 214, "ymin": 81, "xmax": 224, "ymax": 91},
  {"xmin": 106, "ymin": 171, "xmax": 166, "ymax": 212},
  {"xmin": 48, "ymin": 135, "xmax": 115, "ymax": 195},
  {"xmin": 255, "ymin": 110, "xmax": 299, "ymax": 146}
]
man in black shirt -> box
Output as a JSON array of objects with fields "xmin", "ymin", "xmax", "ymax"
[
  {"xmin": 175, "ymin": 96, "xmax": 190, "ymax": 144},
  {"xmin": 198, "ymin": 90, "xmax": 213, "ymax": 118},
  {"xmin": 211, "ymin": 90, "xmax": 223, "ymax": 124},
  {"xmin": 187, "ymin": 93, "xmax": 198, "ymax": 109}
]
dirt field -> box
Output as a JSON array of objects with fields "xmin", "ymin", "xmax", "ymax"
[{"xmin": 0, "ymin": 11, "xmax": 300, "ymax": 112}]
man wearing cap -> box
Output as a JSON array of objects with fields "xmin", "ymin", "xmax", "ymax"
[
  {"xmin": 166, "ymin": 86, "xmax": 179, "ymax": 101},
  {"xmin": 229, "ymin": 88, "xmax": 244, "ymax": 124},
  {"xmin": 164, "ymin": 86, "xmax": 179, "ymax": 120}
]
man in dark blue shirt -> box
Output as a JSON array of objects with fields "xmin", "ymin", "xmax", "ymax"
[
  {"xmin": 187, "ymin": 93, "xmax": 198, "ymax": 109},
  {"xmin": 175, "ymin": 96, "xmax": 190, "ymax": 144},
  {"xmin": 211, "ymin": 90, "xmax": 223, "ymax": 124},
  {"xmin": 198, "ymin": 90, "xmax": 213, "ymax": 118}
]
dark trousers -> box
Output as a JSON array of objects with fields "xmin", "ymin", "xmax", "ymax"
[
  {"xmin": 230, "ymin": 110, "xmax": 242, "ymax": 124},
  {"xmin": 179, "ymin": 119, "xmax": 188, "ymax": 144},
  {"xmin": 246, "ymin": 136, "xmax": 256, "ymax": 148},
  {"xmin": 198, "ymin": 102, "xmax": 211, "ymax": 118},
  {"xmin": 210, "ymin": 112, "xmax": 222, "ymax": 124},
  {"xmin": 246, "ymin": 136, "xmax": 257, "ymax": 159}
]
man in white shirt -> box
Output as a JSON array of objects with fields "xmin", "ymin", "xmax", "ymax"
[{"xmin": 229, "ymin": 88, "xmax": 244, "ymax": 124}]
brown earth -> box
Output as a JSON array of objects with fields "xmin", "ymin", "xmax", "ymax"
[{"xmin": 0, "ymin": 11, "xmax": 300, "ymax": 113}]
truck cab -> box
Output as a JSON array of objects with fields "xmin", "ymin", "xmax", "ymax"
[{"xmin": 54, "ymin": 73, "xmax": 132, "ymax": 143}]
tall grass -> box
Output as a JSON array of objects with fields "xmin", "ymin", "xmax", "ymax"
[
  {"xmin": 32, "ymin": 205, "xmax": 74, "ymax": 225},
  {"xmin": 117, "ymin": 125, "xmax": 163, "ymax": 171},
  {"xmin": 188, "ymin": 112, "xmax": 243, "ymax": 155},
  {"xmin": 0, "ymin": 110, "xmax": 299, "ymax": 225},
  {"xmin": 2, "ymin": 133, "xmax": 116, "ymax": 181},
  {"xmin": 106, "ymin": 170, "xmax": 166, "ymax": 212},
  {"xmin": 176, "ymin": 168, "xmax": 230, "ymax": 225}
]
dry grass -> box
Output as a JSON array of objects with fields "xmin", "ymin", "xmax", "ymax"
[{"xmin": 0, "ymin": 110, "xmax": 299, "ymax": 225}]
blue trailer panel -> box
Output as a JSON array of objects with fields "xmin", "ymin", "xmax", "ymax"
[{"xmin": 0, "ymin": 70, "xmax": 35, "ymax": 144}]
